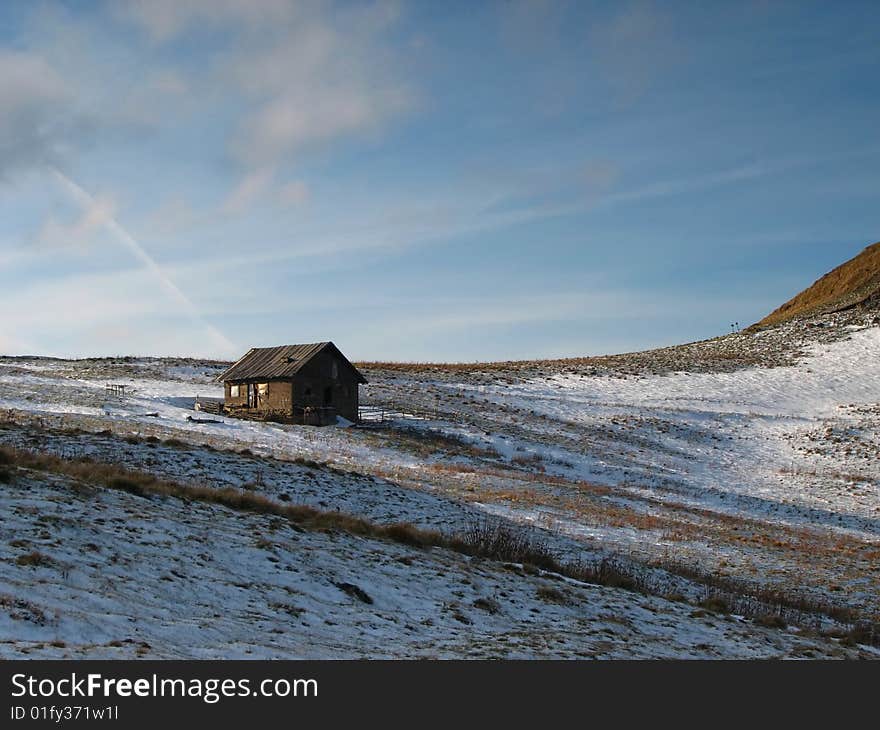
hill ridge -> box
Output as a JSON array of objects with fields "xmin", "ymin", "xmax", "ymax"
[{"xmin": 757, "ymin": 240, "xmax": 880, "ymax": 327}]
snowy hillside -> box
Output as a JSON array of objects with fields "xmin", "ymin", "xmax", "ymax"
[
  {"xmin": 5, "ymin": 462, "xmax": 854, "ymax": 659},
  {"xmin": 1, "ymin": 308, "xmax": 878, "ymax": 658}
]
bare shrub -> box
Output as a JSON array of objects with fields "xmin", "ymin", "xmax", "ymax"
[
  {"xmin": 566, "ymin": 558, "xmax": 639, "ymax": 591},
  {"xmin": 511, "ymin": 452, "xmax": 545, "ymax": 471},
  {"xmin": 755, "ymin": 614, "xmax": 787, "ymax": 629},
  {"xmin": 842, "ymin": 621, "xmax": 879, "ymax": 647},
  {"xmin": 15, "ymin": 551, "xmax": 54, "ymax": 568},
  {"xmin": 449, "ymin": 519, "xmax": 559, "ymax": 571},
  {"xmin": 536, "ymin": 586, "xmax": 569, "ymax": 604},
  {"xmin": 700, "ymin": 595, "xmax": 731, "ymax": 614}
]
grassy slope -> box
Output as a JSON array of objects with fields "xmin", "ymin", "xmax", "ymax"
[{"xmin": 758, "ymin": 240, "xmax": 880, "ymax": 327}]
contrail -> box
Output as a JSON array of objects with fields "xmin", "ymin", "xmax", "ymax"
[{"xmin": 50, "ymin": 167, "xmax": 236, "ymax": 356}]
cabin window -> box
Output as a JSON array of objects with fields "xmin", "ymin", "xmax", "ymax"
[
  {"xmin": 323, "ymin": 386, "xmax": 333, "ymax": 406},
  {"xmin": 304, "ymin": 387, "xmax": 312, "ymax": 397},
  {"xmin": 331, "ymin": 361, "xmax": 339, "ymax": 379},
  {"xmin": 248, "ymin": 382, "xmax": 268, "ymax": 408},
  {"xmin": 230, "ymin": 384, "xmax": 240, "ymax": 397}
]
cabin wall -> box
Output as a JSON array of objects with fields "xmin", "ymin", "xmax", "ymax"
[
  {"xmin": 293, "ymin": 350, "xmax": 360, "ymax": 422},
  {"xmin": 224, "ymin": 381, "xmax": 248, "ymax": 408},
  {"xmin": 265, "ymin": 381, "xmax": 294, "ymax": 413},
  {"xmin": 224, "ymin": 380, "xmax": 293, "ymax": 415}
]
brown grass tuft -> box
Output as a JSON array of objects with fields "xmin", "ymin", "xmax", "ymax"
[{"xmin": 15, "ymin": 551, "xmax": 54, "ymax": 568}]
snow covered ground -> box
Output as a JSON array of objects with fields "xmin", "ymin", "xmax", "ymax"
[
  {"xmin": 467, "ymin": 324, "xmax": 880, "ymax": 523},
  {"xmin": 361, "ymin": 319, "xmax": 880, "ymax": 617},
  {"xmin": 0, "ymin": 468, "xmax": 862, "ymax": 659},
  {"xmin": 0, "ymin": 314, "xmax": 878, "ymax": 657}
]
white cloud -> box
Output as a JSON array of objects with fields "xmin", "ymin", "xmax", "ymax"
[
  {"xmin": 117, "ymin": 0, "xmax": 412, "ymax": 168},
  {"xmin": 228, "ymin": 6, "xmax": 411, "ymax": 168},
  {"xmin": 0, "ymin": 50, "xmax": 74, "ymax": 177},
  {"xmin": 5, "ymin": 1, "xmax": 411, "ymax": 225},
  {"xmin": 222, "ymin": 167, "xmax": 276, "ymax": 214},
  {"xmin": 221, "ymin": 168, "xmax": 310, "ymax": 214}
]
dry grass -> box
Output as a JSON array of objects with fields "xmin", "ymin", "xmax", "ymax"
[
  {"xmin": 381, "ymin": 522, "xmax": 442, "ymax": 547},
  {"xmin": 536, "ymin": 585, "xmax": 569, "ymax": 604},
  {"xmin": 15, "ymin": 551, "xmax": 54, "ymax": 568},
  {"xmin": 758, "ymin": 240, "xmax": 880, "ymax": 326}
]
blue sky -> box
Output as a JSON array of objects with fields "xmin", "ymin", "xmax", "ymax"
[{"xmin": 0, "ymin": 0, "xmax": 878, "ymax": 361}]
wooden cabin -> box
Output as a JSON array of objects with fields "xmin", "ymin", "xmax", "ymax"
[{"xmin": 217, "ymin": 342, "xmax": 366, "ymax": 426}]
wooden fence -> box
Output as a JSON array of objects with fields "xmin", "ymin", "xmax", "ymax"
[
  {"xmin": 357, "ymin": 402, "xmax": 441, "ymax": 424},
  {"xmin": 191, "ymin": 397, "xmax": 440, "ymax": 426},
  {"xmin": 194, "ymin": 397, "xmax": 224, "ymax": 415}
]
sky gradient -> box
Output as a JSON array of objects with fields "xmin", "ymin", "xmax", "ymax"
[{"xmin": 1, "ymin": 0, "xmax": 878, "ymax": 361}]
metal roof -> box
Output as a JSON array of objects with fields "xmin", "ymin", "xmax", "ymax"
[{"xmin": 217, "ymin": 342, "xmax": 366, "ymax": 383}]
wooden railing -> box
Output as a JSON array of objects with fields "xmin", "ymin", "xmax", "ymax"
[
  {"xmin": 357, "ymin": 402, "xmax": 440, "ymax": 424},
  {"xmin": 194, "ymin": 397, "xmax": 224, "ymax": 415}
]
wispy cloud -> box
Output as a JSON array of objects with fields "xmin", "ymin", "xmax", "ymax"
[
  {"xmin": 0, "ymin": 50, "xmax": 77, "ymax": 178},
  {"xmin": 50, "ymin": 168, "xmax": 237, "ymax": 356},
  {"xmin": 33, "ymin": 191, "xmax": 116, "ymax": 249},
  {"xmin": 221, "ymin": 167, "xmax": 275, "ymax": 215},
  {"xmin": 169, "ymin": 160, "xmax": 776, "ymax": 270},
  {"xmin": 116, "ymin": 0, "xmax": 413, "ymax": 171}
]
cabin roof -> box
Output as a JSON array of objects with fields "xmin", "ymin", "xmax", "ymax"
[{"xmin": 217, "ymin": 342, "xmax": 367, "ymax": 384}]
